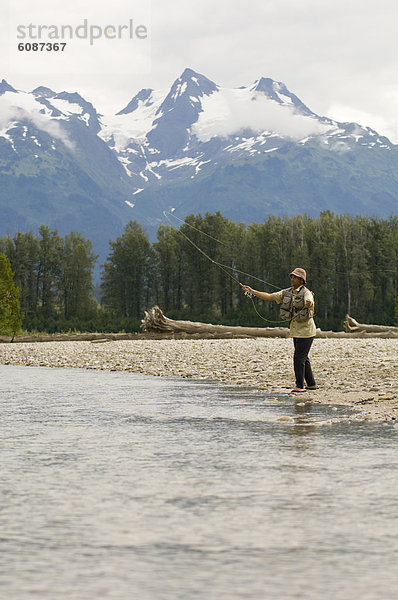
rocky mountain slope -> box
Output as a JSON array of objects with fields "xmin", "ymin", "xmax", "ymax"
[{"xmin": 1, "ymin": 68, "xmax": 397, "ymax": 262}]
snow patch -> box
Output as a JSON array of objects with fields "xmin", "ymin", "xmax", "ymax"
[
  {"xmin": 50, "ymin": 98, "xmax": 83, "ymax": 116},
  {"xmin": 328, "ymin": 128, "xmax": 346, "ymax": 136},
  {"xmin": 80, "ymin": 113, "xmax": 91, "ymax": 126},
  {"xmin": 99, "ymin": 89, "xmax": 168, "ymax": 150},
  {"xmin": 118, "ymin": 156, "xmax": 133, "ymax": 177},
  {"xmin": 195, "ymin": 159, "xmax": 211, "ymax": 174},
  {"xmin": 0, "ymin": 129, "xmax": 17, "ymax": 151},
  {"xmin": 226, "ymin": 137, "xmax": 257, "ymax": 153},
  {"xmin": 155, "ymin": 156, "xmax": 197, "ymax": 171},
  {"xmin": 145, "ymin": 163, "xmax": 162, "ymax": 179},
  {"xmin": 275, "ymin": 91, "xmax": 293, "ymax": 105},
  {"xmin": 172, "ymin": 81, "xmax": 187, "ymax": 101},
  {"xmin": 140, "ymin": 171, "xmax": 149, "ymax": 182}
]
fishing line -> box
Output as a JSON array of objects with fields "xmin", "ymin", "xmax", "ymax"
[
  {"xmin": 164, "ymin": 212, "xmax": 398, "ymax": 278},
  {"xmin": 163, "ymin": 210, "xmax": 286, "ymax": 324},
  {"xmin": 162, "ymin": 210, "xmax": 397, "ymax": 324},
  {"xmin": 163, "ymin": 211, "xmax": 241, "ymax": 285},
  {"xmin": 163, "ymin": 210, "xmax": 232, "ymax": 248},
  {"xmin": 247, "ymin": 296, "xmax": 287, "ymax": 325},
  {"xmin": 163, "ymin": 211, "xmax": 281, "ymax": 290}
]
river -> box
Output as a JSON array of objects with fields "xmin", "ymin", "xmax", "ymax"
[{"xmin": 0, "ymin": 364, "xmax": 397, "ymax": 600}]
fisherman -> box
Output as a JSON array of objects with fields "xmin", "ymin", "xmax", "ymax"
[{"xmin": 240, "ymin": 268, "xmax": 317, "ymax": 394}]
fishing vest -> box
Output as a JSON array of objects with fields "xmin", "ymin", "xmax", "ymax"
[{"xmin": 279, "ymin": 286, "xmax": 312, "ymax": 322}]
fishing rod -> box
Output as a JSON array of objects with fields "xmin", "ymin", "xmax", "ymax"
[{"xmin": 162, "ymin": 211, "xmax": 286, "ymax": 324}]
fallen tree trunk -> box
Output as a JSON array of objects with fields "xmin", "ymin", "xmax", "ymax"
[
  {"xmin": 141, "ymin": 306, "xmax": 290, "ymax": 337},
  {"xmin": 344, "ymin": 315, "xmax": 398, "ymax": 334},
  {"xmin": 3, "ymin": 310, "xmax": 397, "ymax": 343},
  {"xmin": 142, "ymin": 307, "xmax": 398, "ymax": 338}
]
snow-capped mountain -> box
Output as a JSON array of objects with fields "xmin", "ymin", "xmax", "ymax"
[
  {"xmin": 98, "ymin": 68, "xmax": 393, "ymax": 193},
  {"xmin": 0, "ymin": 78, "xmax": 133, "ymax": 261},
  {"xmin": 0, "ymin": 69, "xmax": 397, "ymax": 265}
]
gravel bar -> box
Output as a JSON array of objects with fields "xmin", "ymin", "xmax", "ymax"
[{"xmin": 1, "ymin": 338, "xmax": 397, "ymax": 422}]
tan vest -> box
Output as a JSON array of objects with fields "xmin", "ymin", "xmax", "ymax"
[{"xmin": 279, "ymin": 286, "xmax": 312, "ymax": 322}]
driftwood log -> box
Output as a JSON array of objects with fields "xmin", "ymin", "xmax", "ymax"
[
  {"xmin": 344, "ymin": 315, "xmax": 398, "ymax": 334},
  {"xmin": 141, "ymin": 307, "xmax": 398, "ymax": 339},
  {"xmin": 141, "ymin": 306, "xmax": 290, "ymax": 337},
  {"xmin": 1, "ymin": 310, "xmax": 396, "ymax": 343}
]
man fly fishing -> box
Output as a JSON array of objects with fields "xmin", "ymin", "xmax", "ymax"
[{"xmin": 240, "ymin": 268, "xmax": 317, "ymax": 394}]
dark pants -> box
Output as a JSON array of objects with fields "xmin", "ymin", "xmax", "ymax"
[{"xmin": 293, "ymin": 337, "xmax": 316, "ymax": 389}]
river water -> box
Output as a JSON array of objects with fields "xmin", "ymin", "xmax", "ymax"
[{"xmin": 0, "ymin": 364, "xmax": 397, "ymax": 600}]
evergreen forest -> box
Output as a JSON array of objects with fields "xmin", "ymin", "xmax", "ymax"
[{"xmin": 1, "ymin": 211, "xmax": 397, "ymax": 334}]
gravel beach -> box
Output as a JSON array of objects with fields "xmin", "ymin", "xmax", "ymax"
[{"xmin": 1, "ymin": 338, "xmax": 397, "ymax": 422}]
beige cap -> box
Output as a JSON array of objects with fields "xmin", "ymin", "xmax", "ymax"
[{"xmin": 289, "ymin": 268, "xmax": 307, "ymax": 283}]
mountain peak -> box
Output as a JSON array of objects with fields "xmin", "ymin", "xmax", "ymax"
[
  {"xmin": 251, "ymin": 77, "xmax": 314, "ymax": 116},
  {"xmin": 31, "ymin": 86, "xmax": 56, "ymax": 98},
  {"xmin": 175, "ymin": 67, "xmax": 218, "ymax": 95},
  {"xmin": 146, "ymin": 69, "xmax": 217, "ymax": 156},
  {"xmin": 251, "ymin": 76, "xmax": 295, "ymax": 101},
  {"xmin": 252, "ymin": 77, "xmax": 277, "ymax": 93},
  {"xmin": 0, "ymin": 79, "xmax": 18, "ymax": 96},
  {"xmin": 180, "ymin": 67, "xmax": 199, "ymax": 78},
  {"xmin": 155, "ymin": 68, "xmax": 217, "ymax": 115}
]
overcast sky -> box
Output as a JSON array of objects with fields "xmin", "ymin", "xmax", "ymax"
[{"xmin": 2, "ymin": 0, "xmax": 398, "ymax": 141}]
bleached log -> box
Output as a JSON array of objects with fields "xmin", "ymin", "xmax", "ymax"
[
  {"xmin": 141, "ymin": 306, "xmax": 289, "ymax": 337},
  {"xmin": 344, "ymin": 315, "xmax": 398, "ymax": 333},
  {"xmin": 2, "ymin": 310, "xmax": 397, "ymax": 343},
  {"xmin": 141, "ymin": 307, "xmax": 398, "ymax": 339}
]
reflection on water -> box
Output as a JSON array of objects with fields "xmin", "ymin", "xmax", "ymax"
[
  {"xmin": 292, "ymin": 401, "xmax": 321, "ymax": 443},
  {"xmin": 0, "ymin": 364, "xmax": 397, "ymax": 600}
]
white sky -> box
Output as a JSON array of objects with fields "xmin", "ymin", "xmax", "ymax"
[{"xmin": 2, "ymin": 0, "xmax": 398, "ymax": 142}]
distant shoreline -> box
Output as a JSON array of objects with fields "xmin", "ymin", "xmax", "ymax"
[{"xmin": 1, "ymin": 338, "xmax": 397, "ymax": 423}]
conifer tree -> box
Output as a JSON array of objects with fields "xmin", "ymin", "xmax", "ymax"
[
  {"xmin": 101, "ymin": 221, "xmax": 154, "ymax": 319},
  {"xmin": 0, "ymin": 253, "xmax": 23, "ymax": 339},
  {"xmin": 59, "ymin": 232, "xmax": 98, "ymax": 319}
]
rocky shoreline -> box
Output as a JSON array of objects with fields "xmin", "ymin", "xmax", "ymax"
[{"xmin": 0, "ymin": 338, "xmax": 397, "ymax": 423}]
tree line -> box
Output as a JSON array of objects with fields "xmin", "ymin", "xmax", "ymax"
[
  {"xmin": 0, "ymin": 226, "xmax": 98, "ymax": 333},
  {"xmin": 1, "ymin": 211, "xmax": 398, "ymax": 334}
]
